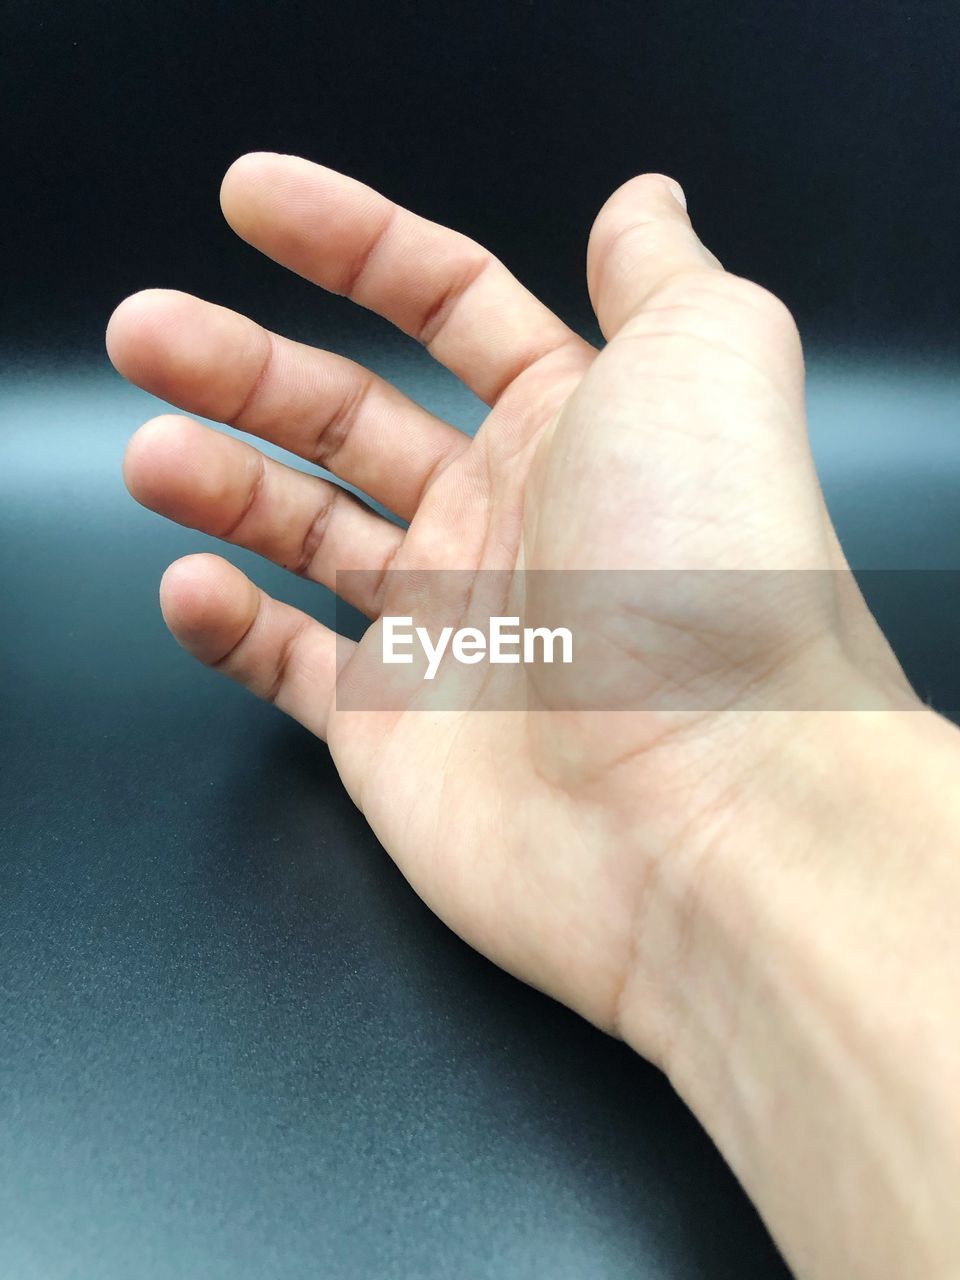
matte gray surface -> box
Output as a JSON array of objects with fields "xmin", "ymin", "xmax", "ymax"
[{"xmin": 2, "ymin": 354, "xmax": 958, "ymax": 1278}]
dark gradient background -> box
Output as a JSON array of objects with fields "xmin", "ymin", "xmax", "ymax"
[{"xmin": 2, "ymin": 3, "xmax": 959, "ymax": 1277}]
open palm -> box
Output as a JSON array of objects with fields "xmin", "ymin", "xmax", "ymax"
[{"xmin": 108, "ymin": 153, "xmax": 906, "ymax": 1054}]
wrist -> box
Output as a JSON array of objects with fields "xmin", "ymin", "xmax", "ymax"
[{"xmin": 626, "ymin": 705, "xmax": 960, "ymax": 1279}]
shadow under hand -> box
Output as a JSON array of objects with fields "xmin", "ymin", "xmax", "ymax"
[{"xmin": 195, "ymin": 719, "xmax": 789, "ymax": 1280}]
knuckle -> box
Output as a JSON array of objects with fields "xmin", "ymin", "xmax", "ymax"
[
  {"xmin": 731, "ymin": 278, "xmax": 798, "ymax": 335},
  {"xmin": 642, "ymin": 269, "xmax": 722, "ymax": 314},
  {"xmin": 647, "ymin": 273, "xmax": 799, "ymax": 344}
]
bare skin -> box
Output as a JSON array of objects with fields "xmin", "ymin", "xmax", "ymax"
[{"xmin": 107, "ymin": 153, "xmax": 960, "ymax": 1280}]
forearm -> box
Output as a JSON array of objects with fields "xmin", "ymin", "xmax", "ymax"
[{"xmin": 629, "ymin": 708, "xmax": 960, "ymax": 1280}]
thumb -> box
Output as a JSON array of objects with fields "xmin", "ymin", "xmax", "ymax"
[{"xmin": 587, "ymin": 174, "xmax": 722, "ymax": 339}]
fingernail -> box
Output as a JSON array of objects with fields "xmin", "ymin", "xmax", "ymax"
[{"xmin": 665, "ymin": 179, "xmax": 687, "ymax": 210}]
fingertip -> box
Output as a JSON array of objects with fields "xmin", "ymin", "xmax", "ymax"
[
  {"xmin": 220, "ymin": 151, "xmax": 267, "ymax": 195},
  {"xmin": 159, "ymin": 551, "xmax": 231, "ymax": 620},
  {"xmin": 220, "ymin": 152, "xmax": 288, "ymax": 230},
  {"xmin": 159, "ymin": 554, "xmax": 217, "ymax": 643},
  {"xmin": 641, "ymin": 173, "xmax": 686, "ymax": 210},
  {"xmin": 122, "ymin": 414, "xmax": 199, "ymax": 509},
  {"xmin": 592, "ymin": 173, "xmax": 689, "ymax": 241},
  {"xmin": 219, "ymin": 153, "xmax": 350, "ymax": 249},
  {"xmin": 159, "ymin": 554, "xmax": 258, "ymax": 664},
  {"xmin": 109, "ymin": 288, "xmax": 265, "ymax": 419},
  {"xmin": 124, "ymin": 415, "xmax": 262, "ymax": 538},
  {"xmin": 106, "ymin": 288, "xmax": 193, "ymax": 377},
  {"xmin": 105, "ymin": 289, "xmax": 148, "ymax": 371}
]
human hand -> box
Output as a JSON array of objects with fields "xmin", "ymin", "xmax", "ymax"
[
  {"xmin": 107, "ymin": 153, "xmax": 912, "ymax": 1054},
  {"xmin": 107, "ymin": 153, "xmax": 960, "ymax": 1280}
]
